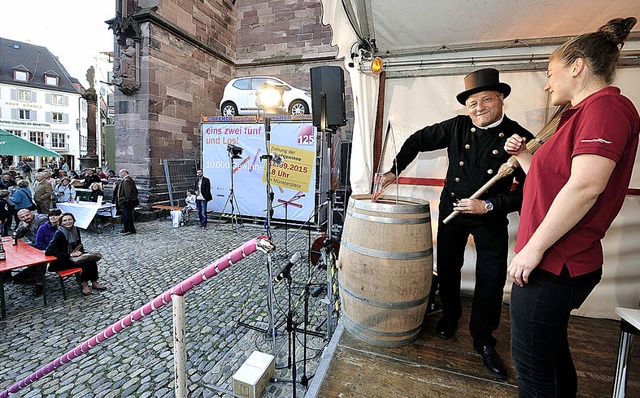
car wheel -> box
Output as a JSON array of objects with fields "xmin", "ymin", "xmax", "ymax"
[
  {"xmin": 221, "ymin": 102, "xmax": 238, "ymax": 116},
  {"xmin": 289, "ymin": 100, "xmax": 309, "ymax": 115}
]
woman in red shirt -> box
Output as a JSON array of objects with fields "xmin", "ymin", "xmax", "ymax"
[{"xmin": 505, "ymin": 17, "xmax": 639, "ymax": 397}]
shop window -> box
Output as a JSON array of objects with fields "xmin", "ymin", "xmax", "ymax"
[{"xmin": 29, "ymin": 131, "xmax": 44, "ymax": 146}]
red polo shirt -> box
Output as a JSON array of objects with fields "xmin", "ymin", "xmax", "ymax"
[{"xmin": 516, "ymin": 87, "xmax": 639, "ymax": 276}]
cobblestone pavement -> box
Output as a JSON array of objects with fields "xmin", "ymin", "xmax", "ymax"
[{"xmin": 0, "ymin": 218, "xmax": 337, "ymax": 397}]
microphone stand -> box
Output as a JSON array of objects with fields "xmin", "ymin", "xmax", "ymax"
[
  {"xmin": 272, "ymin": 193, "xmax": 304, "ymax": 257},
  {"xmin": 237, "ymin": 110, "xmax": 277, "ymax": 353},
  {"xmin": 271, "ymin": 265, "xmax": 300, "ymax": 398},
  {"xmin": 299, "ymin": 281, "xmax": 312, "ymax": 388},
  {"xmin": 286, "ymin": 269, "xmax": 298, "ymax": 398},
  {"xmin": 216, "ymin": 151, "xmax": 243, "ymax": 231},
  {"xmin": 262, "ymin": 113, "xmax": 277, "ymax": 352}
]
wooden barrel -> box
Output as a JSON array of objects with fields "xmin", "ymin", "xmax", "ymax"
[{"xmin": 338, "ymin": 194, "xmax": 433, "ymax": 347}]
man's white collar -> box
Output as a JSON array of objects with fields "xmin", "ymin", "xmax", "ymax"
[{"xmin": 473, "ymin": 113, "xmax": 504, "ymax": 130}]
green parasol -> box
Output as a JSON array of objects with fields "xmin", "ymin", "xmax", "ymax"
[{"xmin": 0, "ymin": 128, "xmax": 61, "ymax": 157}]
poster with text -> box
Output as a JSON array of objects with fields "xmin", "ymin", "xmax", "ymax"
[{"xmin": 201, "ymin": 122, "xmax": 318, "ymax": 222}]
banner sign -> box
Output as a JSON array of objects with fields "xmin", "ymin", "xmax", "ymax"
[{"xmin": 201, "ymin": 121, "xmax": 318, "ymax": 222}]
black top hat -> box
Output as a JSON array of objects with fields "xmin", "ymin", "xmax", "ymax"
[{"xmin": 456, "ymin": 68, "xmax": 511, "ymax": 105}]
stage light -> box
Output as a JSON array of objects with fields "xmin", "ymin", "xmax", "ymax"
[
  {"xmin": 227, "ymin": 144, "xmax": 243, "ymax": 159},
  {"xmin": 256, "ymin": 83, "xmax": 285, "ymax": 111},
  {"xmin": 269, "ymin": 153, "xmax": 284, "ymax": 166},
  {"xmin": 371, "ymin": 57, "xmax": 384, "ymax": 74}
]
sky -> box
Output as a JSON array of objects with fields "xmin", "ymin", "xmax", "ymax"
[{"xmin": 0, "ymin": 0, "xmax": 115, "ymax": 88}]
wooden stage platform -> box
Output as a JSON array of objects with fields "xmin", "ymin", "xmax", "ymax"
[{"xmin": 312, "ymin": 298, "xmax": 640, "ymax": 397}]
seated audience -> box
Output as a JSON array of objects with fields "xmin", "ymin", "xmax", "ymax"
[
  {"xmin": 95, "ymin": 167, "xmax": 107, "ymax": 180},
  {"xmin": 89, "ymin": 182, "xmax": 110, "ymax": 227},
  {"xmin": 89, "ymin": 182, "xmax": 104, "ymax": 202},
  {"xmin": 46, "ymin": 212, "xmax": 106, "ymax": 296},
  {"xmin": 15, "ymin": 209, "xmax": 48, "ymax": 245},
  {"xmin": 13, "ymin": 209, "xmax": 49, "ymax": 293},
  {"xmin": 82, "ymin": 169, "xmax": 101, "ymax": 189},
  {"xmin": 35, "ymin": 209, "xmax": 62, "ymax": 250},
  {"xmin": 181, "ymin": 190, "xmax": 197, "ymax": 224}
]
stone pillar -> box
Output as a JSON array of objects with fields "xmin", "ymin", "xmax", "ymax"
[{"xmin": 79, "ymin": 87, "xmax": 99, "ymax": 170}]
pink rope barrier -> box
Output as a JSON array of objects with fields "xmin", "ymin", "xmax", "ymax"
[{"xmin": 0, "ymin": 236, "xmax": 273, "ymax": 398}]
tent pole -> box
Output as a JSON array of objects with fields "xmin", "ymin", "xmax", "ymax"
[{"xmin": 371, "ymin": 71, "xmax": 386, "ymax": 193}]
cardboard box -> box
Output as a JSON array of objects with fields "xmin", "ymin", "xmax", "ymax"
[{"xmin": 232, "ymin": 351, "xmax": 275, "ymax": 398}]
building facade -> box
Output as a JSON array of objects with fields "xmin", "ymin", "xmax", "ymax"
[
  {"xmin": 109, "ymin": 0, "xmax": 352, "ymax": 205},
  {"xmin": 0, "ymin": 37, "xmax": 88, "ymax": 170}
]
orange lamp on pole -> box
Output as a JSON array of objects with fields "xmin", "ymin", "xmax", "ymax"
[{"xmin": 371, "ymin": 57, "xmax": 384, "ymax": 75}]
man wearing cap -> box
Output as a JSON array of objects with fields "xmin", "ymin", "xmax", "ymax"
[{"xmin": 381, "ymin": 68, "xmax": 534, "ymax": 380}]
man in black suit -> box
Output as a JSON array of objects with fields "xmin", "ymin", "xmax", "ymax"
[
  {"xmin": 116, "ymin": 169, "xmax": 139, "ymax": 235},
  {"xmin": 195, "ymin": 169, "xmax": 212, "ymax": 229}
]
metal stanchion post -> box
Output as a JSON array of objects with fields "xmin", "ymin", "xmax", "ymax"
[
  {"xmin": 172, "ymin": 294, "xmax": 187, "ymax": 398},
  {"xmin": 318, "ymin": 93, "xmax": 338, "ymax": 341}
]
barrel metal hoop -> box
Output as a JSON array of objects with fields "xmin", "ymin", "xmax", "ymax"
[
  {"xmin": 339, "ymin": 282, "xmax": 429, "ymax": 309},
  {"xmin": 340, "ymin": 239, "xmax": 433, "ymax": 260},
  {"xmin": 343, "ymin": 317, "xmax": 421, "ymax": 347},
  {"xmin": 348, "ymin": 195, "xmax": 430, "ymax": 214},
  {"xmin": 346, "ymin": 209, "xmax": 430, "ymax": 225},
  {"xmin": 345, "ymin": 315, "xmax": 421, "ymax": 343}
]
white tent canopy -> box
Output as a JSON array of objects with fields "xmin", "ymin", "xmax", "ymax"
[{"xmin": 321, "ymin": 0, "xmax": 640, "ymax": 318}]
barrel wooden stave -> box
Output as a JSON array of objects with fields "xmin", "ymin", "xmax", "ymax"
[{"xmin": 339, "ymin": 194, "xmax": 433, "ymax": 347}]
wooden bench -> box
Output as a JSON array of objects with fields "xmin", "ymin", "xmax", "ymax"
[
  {"xmin": 56, "ymin": 268, "xmax": 83, "ymax": 300},
  {"xmin": 152, "ymin": 205, "xmax": 183, "ymax": 211},
  {"xmin": 152, "ymin": 205, "xmax": 183, "ymax": 221},
  {"xmin": 152, "ymin": 205, "xmax": 206, "ymax": 226}
]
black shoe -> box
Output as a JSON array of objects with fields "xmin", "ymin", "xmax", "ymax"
[
  {"xmin": 476, "ymin": 345, "xmax": 508, "ymax": 380},
  {"xmin": 33, "ymin": 284, "xmax": 44, "ymax": 297},
  {"xmin": 435, "ymin": 317, "xmax": 458, "ymax": 339}
]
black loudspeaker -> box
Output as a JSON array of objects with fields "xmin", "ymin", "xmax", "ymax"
[{"xmin": 310, "ymin": 66, "xmax": 347, "ymax": 129}]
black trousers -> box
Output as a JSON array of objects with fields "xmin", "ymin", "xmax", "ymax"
[
  {"xmin": 510, "ymin": 266, "xmax": 600, "ymax": 397},
  {"xmin": 122, "ymin": 201, "xmax": 136, "ymax": 233},
  {"xmin": 436, "ymin": 216, "xmax": 509, "ymax": 349}
]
